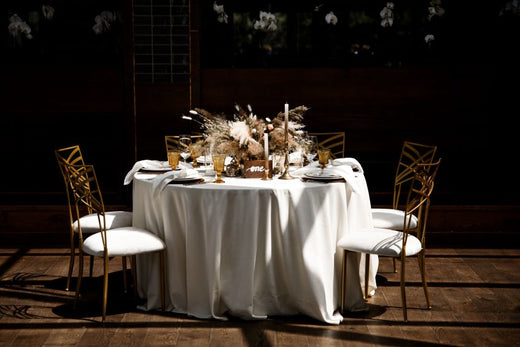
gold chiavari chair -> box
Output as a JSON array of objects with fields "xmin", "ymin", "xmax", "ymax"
[
  {"xmin": 371, "ymin": 141, "xmax": 438, "ymax": 272},
  {"xmin": 308, "ymin": 132, "xmax": 345, "ymax": 159},
  {"xmin": 55, "ymin": 145, "xmax": 133, "ymax": 291},
  {"xmin": 339, "ymin": 159, "xmax": 441, "ymax": 322},
  {"xmin": 68, "ymin": 163, "xmax": 166, "ymax": 321}
]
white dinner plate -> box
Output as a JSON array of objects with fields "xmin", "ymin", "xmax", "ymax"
[
  {"xmin": 169, "ymin": 176, "xmax": 203, "ymax": 184},
  {"xmin": 140, "ymin": 167, "xmax": 172, "ymax": 173},
  {"xmin": 304, "ymin": 171, "xmax": 343, "ymax": 181}
]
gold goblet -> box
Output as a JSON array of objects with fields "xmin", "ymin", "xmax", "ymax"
[
  {"xmin": 190, "ymin": 147, "xmax": 202, "ymax": 168},
  {"xmin": 167, "ymin": 151, "xmax": 181, "ymax": 170},
  {"xmin": 317, "ymin": 149, "xmax": 330, "ymax": 172},
  {"xmin": 212, "ymin": 154, "xmax": 226, "ymax": 183}
]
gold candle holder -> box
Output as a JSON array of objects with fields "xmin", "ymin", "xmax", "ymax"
[
  {"xmin": 278, "ymin": 151, "xmax": 294, "ymax": 180},
  {"xmin": 262, "ymin": 157, "xmax": 272, "ymax": 180}
]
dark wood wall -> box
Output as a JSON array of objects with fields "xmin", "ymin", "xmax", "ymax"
[
  {"xmin": 1, "ymin": 67, "xmax": 131, "ymax": 204},
  {"xmin": 1, "ymin": 1, "xmax": 519, "ymax": 248},
  {"xmin": 196, "ymin": 66, "xmax": 500, "ymax": 205}
]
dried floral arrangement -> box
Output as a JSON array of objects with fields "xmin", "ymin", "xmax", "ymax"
[{"xmin": 188, "ymin": 104, "xmax": 310, "ymax": 163}]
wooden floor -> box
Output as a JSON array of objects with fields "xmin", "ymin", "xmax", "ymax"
[{"xmin": 0, "ymin": 248, "xmax": 519, "ymax": 346}]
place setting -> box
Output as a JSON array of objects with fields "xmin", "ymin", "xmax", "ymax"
[
  {"xmin": 299, "ymin": 148, "xmax": 344, "ymax": 183},
  {"xmin": 123, "ymin": 160, "xmax": 173, "ymax": 185},
  {"xmin": 149, "ymin": 139, "xmax": 244, "ymax": 194}
]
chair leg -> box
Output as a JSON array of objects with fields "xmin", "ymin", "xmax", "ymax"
[
  {"xmin": 159, "ymin": 251, "xmax": 166, "ymax": 311},
  {"xmin": 392, "ymin": 258, "xmax": 398, "ymax": 273},
  {"xmin": 74, "ymin": 250, "xmax": 85, "ymax": 309},
  {"xmin": 364, "ymin": 254, "xmax": 370, "ymax": 300},
  {"xmin": 122, "ymin": 256, "xmax": 128, "ymax": 293},
  {"xmin": 66, "ymin": 235, "xmax": 75, "ymax": 291},
  {"xmin": 417, "ymin": 252, "xmax": 432, "ymax": 309},
  {"xmin": 340, "ymin": 249, "xmax": 347, "ymax": 313},
  {"xmin": 101, "ymin": 254, "xmax": 109, "ymax": 322},
  {"xmin": 400, "ymin": 255, "xmax": 408, "ymax": 322},
  {"xmin": 131, "ymin": 255, "xmax": 138, "ymax": 300},
  {"xmin": 89, "ymin": 255, "xmax": 94, "ymax": 277}
]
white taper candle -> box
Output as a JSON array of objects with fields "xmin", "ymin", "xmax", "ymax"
[
  {"xmin": 284, "ymin": 103, "xmax": 289, "ymax": 141},
  {"xmin": 264, "ymin": 132, "xmax": 269, "ymax": 159}
]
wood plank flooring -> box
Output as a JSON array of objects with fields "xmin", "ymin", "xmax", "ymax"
[{"xmin": 1, "ymin": 248, "xmax": 519, "ymax": 346}]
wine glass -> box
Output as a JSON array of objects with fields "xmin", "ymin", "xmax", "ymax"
[
  {"xmin": 212, "ymin": 154, "xmax": 226, "ymax": 183},
  {"xmin": 167, "ymin": 151, "xmax": 181, "ymax": 170},
  {"xmin": 203, "ymin": 147, "xmax": 213, "ymax": 175},
  {"xmin": 317, "ymin": 148, "xmax": 330, "ymax": 173},
  {"xmin": 272, "ymin": 153, "xmax": 285, "ymax": 175},
  {"xmin": 179, "ymin": 135, "xmax": 192, "ymax": 163},
  {"xmin": 305, "ymin": 135, "xmax": 319, "ymax": 164}
]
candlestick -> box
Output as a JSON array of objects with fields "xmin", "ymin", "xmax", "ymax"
[
  {"xmin": 262, "ymin": 132, "xmax": 271, "ymax": 180},
  {"xmin": 279, "ymin": 102, "xmax": 294, "ymax": 180}
]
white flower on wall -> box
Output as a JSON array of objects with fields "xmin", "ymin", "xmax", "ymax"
[
  {"xmin": 42, "ymin": 5, "xmax": 55, "ymax": 20},
  {"xmin": 380, "ymin": 2, "xmax": 394, "ymax": 27},
  {"xmin": 325, "ymin": 11, "xmax": 338, "ymax": 25},
  {"xmin": 213, "ymin": 1, "xmax": 228, "ymax": 23},
  {"xmin": 427, "ymin": 0, "xmax": 445, "ymax": 21},
  {"xmin": 8, "ymin": 14, "xmax": 33, "ymax": 40},
  {"xmin": 424, "ymin": 34, "xmax": 435, "ymax": 43},
  {"xmin": 254, "ymin": 11, "xmax": 277, "ymax": 31},
  {"xmin": 92, "ymin": 10, "xmax": 117, "ymax": 35},
  {"xmin": 499, "ymin": 0, "xmax": 520, "ymax": 15}
]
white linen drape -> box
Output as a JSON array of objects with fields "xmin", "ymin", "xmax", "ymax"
[{"xmin": 132, "ymin": 166, "xmax": 377, "ymax": 324}]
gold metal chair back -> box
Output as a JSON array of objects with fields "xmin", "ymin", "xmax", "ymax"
[
  {"xmin": 68, "ymin": 164, "xmax": 105, "ymax": 243},
  {"xmin": 409, "ymin": 159, "xmax": 442, "ymax": 246},
  {"xmin": 308, "ymin": 132, "xmax": 345, "ymax": 159},
  {"xmin": 164, "ymin": 134, "xmax": 204, "ymax": 153},
  {"xmin": 393, "ymin": 141, "xmax": 437, "ymax": 210},
  {"xmin": 55, "ymin": 146, "xmax": 86, "ymax": 202}
]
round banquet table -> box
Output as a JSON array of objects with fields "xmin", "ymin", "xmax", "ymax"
[{"xmin": 131, "ymin": 171, "xmax": 378, "ymax": 324}]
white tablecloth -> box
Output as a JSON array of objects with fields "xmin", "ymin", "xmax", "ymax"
[{"xmin": 131, "ymin": 166, "xmax": 378, "ymax": 324}]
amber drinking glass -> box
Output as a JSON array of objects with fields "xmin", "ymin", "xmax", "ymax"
[
  {"xmin": 212, "ymin": 154, "xmax": 226, "ymax": 183},
  {"xmin": 190, "ymin": 147, "xmax": 201, "ymax": 168},
  {"xmin": 318, "ymin": 149, "xmax": 330, "ymax": 172},
  {"xmin": 167, "ymin": 151, "xmax": 181, "ymax": 170}
]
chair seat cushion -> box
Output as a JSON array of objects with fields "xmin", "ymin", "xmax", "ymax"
[
  {"xmin": 338, "ymin": 228, "xmax": 422, "ymax": 257},
  {"xmin": 371, "ymin": 208, "xmax": 418, "ymax": 230},
  {"xmin": 73, "ymin": 211, "xmax": 133, "ymax": 233},
  {"xmin": 82, "ymin": 227, "xmax": 166, "ymax": 257}
]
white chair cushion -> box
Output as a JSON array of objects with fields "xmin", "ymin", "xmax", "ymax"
[
  {"xmin": 82, "ymin": 227, "xmax": 166, "ymax": 257},
  {"xmin": 73, "ymin": 211, "xmax": 133, "ymax": 233},
  {"xmin": 338, "ymin": 228, "xmax": 422, "ymax": 257},
  {"xmin": 371, "ymin": 208, "xmax": 418, "ymax": 230}
]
